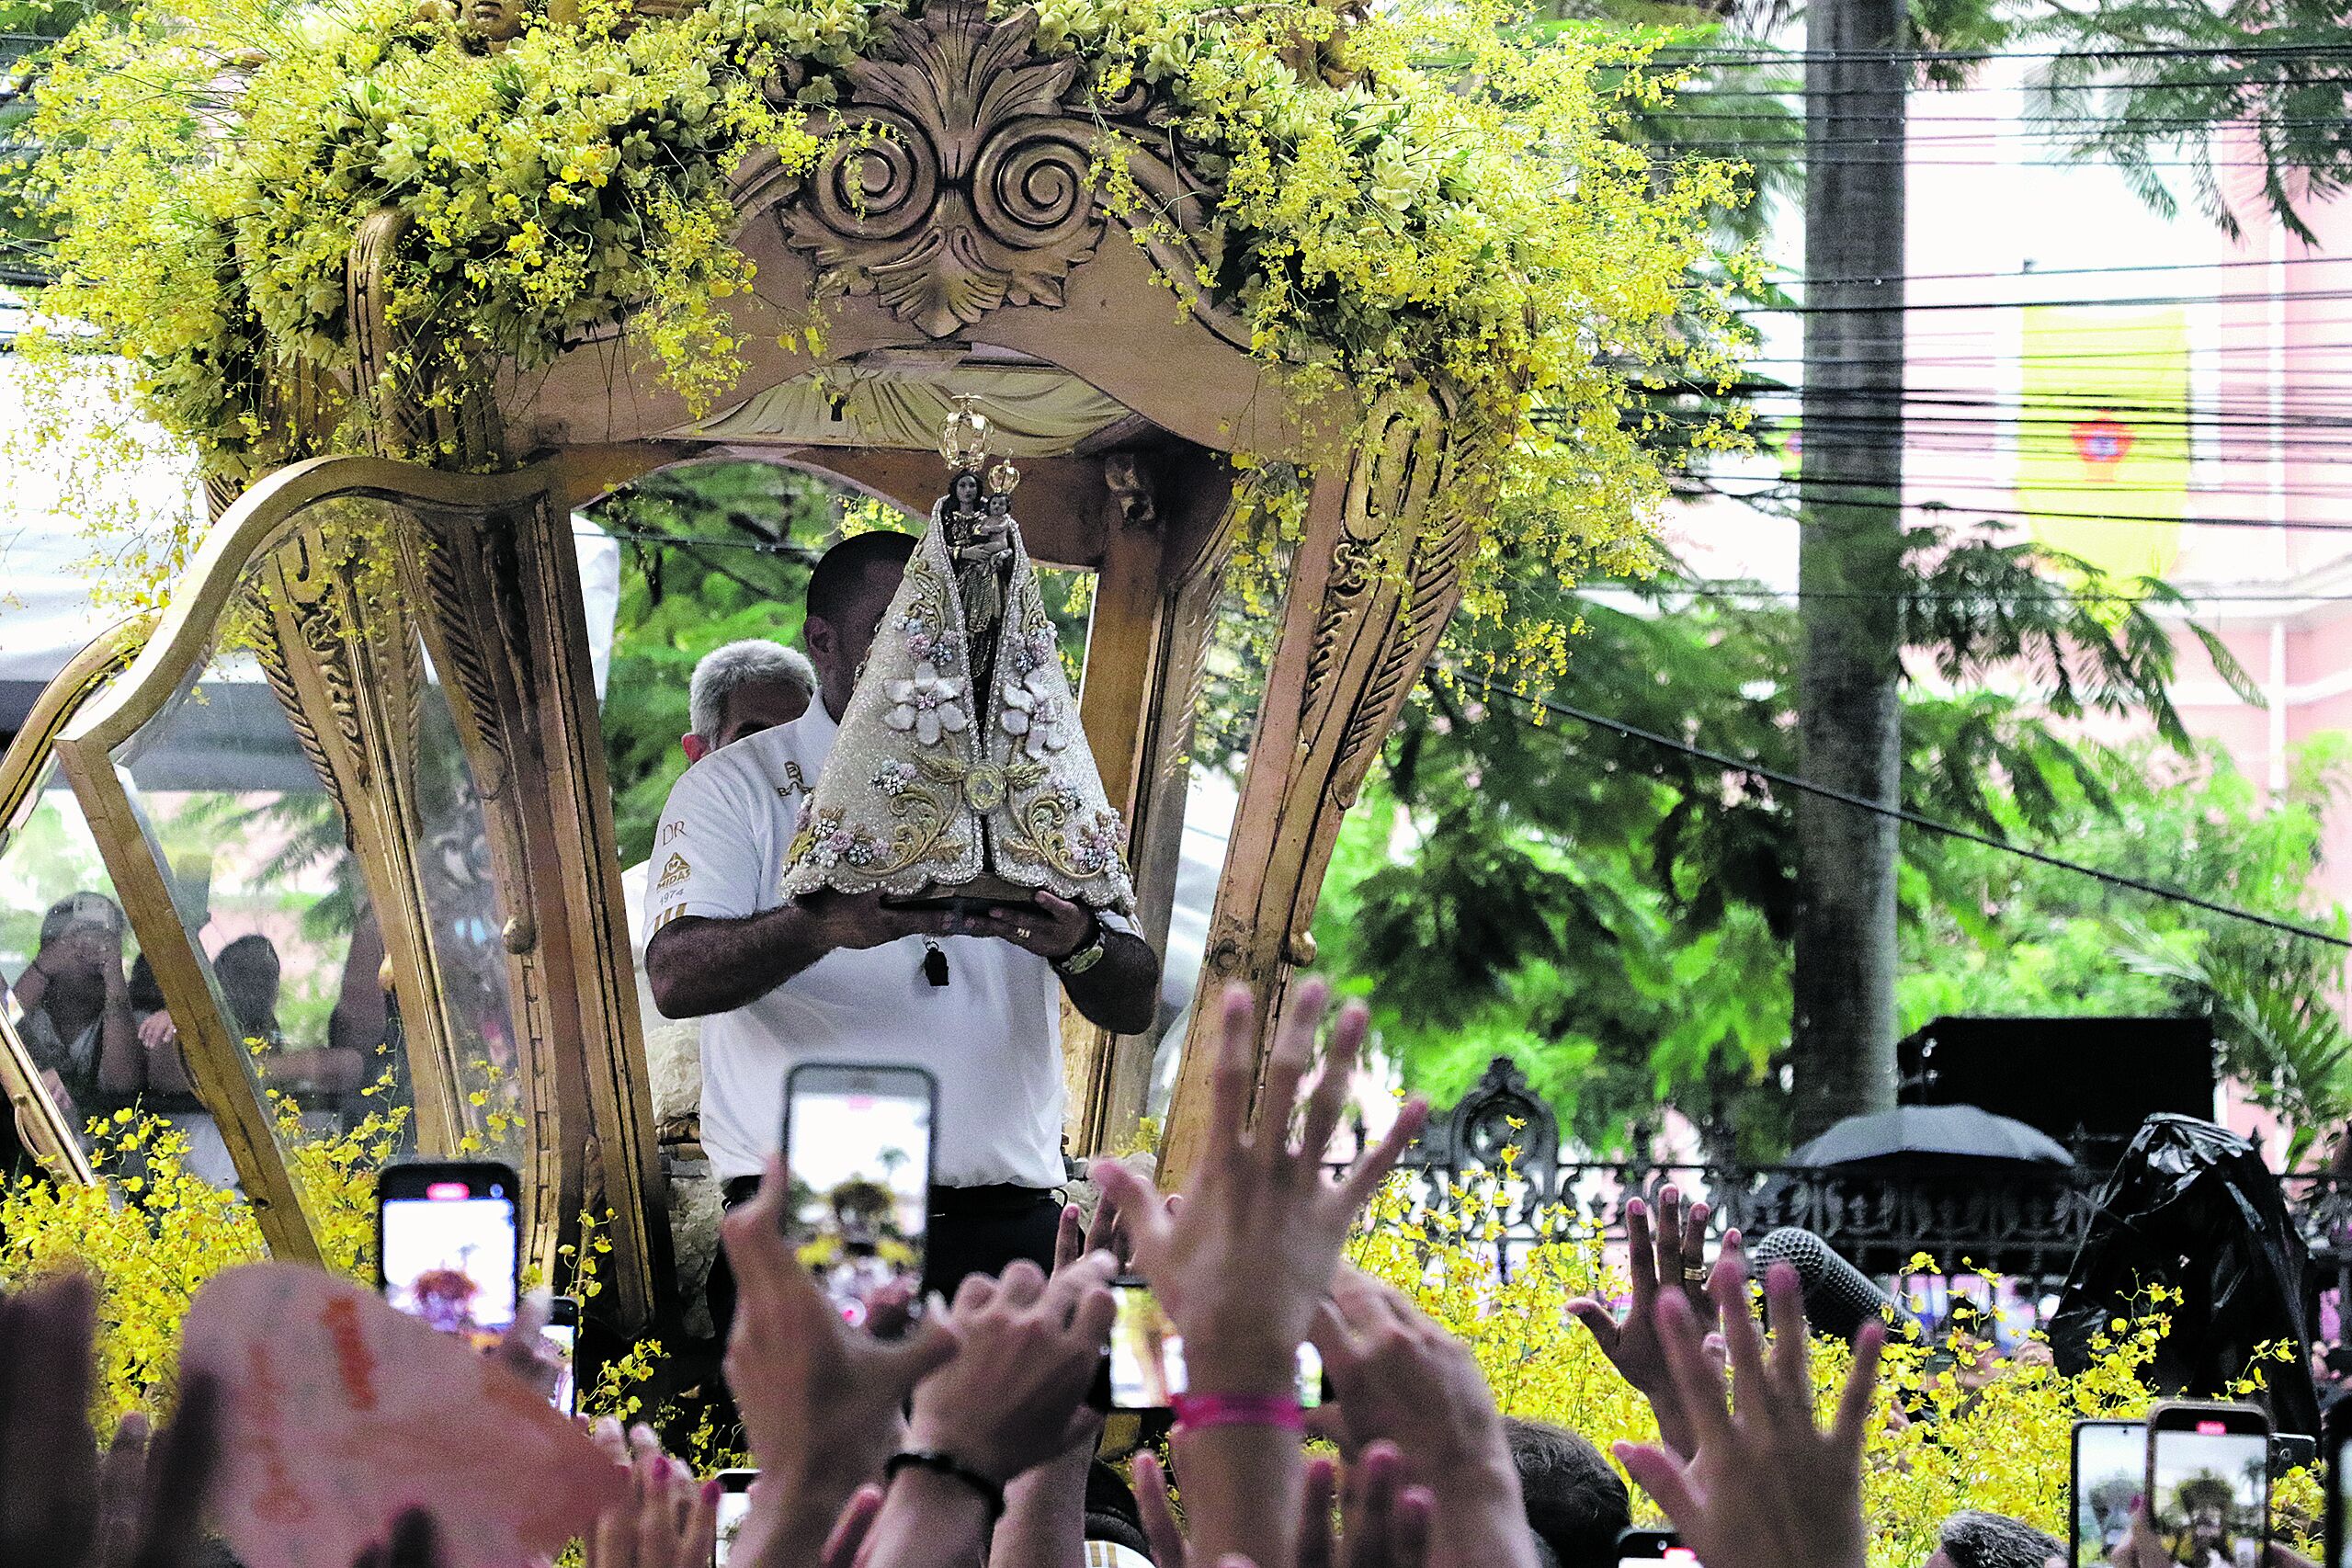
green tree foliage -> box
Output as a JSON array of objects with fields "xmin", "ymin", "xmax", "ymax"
[
  {"xmin": 2029, "ymin": 0, "xmax": 2352, "ymax": 244},
  {"xmin": 1310, "ymin": 535, "xmax": 2331, "ymax": 1162},
  {"xmin": 592, "ymin": 462, "xmax": 833, "ymax": 866}
]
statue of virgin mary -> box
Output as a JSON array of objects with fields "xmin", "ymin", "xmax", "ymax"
[{"xmin": 778, "ymin": 404, "xmax": 1137, "ymax": 916}]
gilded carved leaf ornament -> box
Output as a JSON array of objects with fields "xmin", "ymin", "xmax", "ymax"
[{"xmin": 778, "ymin": 0, "xmax": 1112, "ymax": 336}]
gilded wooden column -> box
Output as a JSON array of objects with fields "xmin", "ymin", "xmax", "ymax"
[
  {"xmin": 1064, "ymin": 449, "xmax": 1239, "ymax": 1153},
  {"xmin": 398, "ymin": 492, "xmax": 670, "ymax": 1332},
  {"xmin": 1158, "ymin": 392, "xmax": 1461, "ymax": 1184},
  {"xmin": 246, "ymin": 521, "xmax": 468, "ymax": 1155}
]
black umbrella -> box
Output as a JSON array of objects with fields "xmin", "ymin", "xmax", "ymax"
[{"xmin": 1789, "ymin": 1104, "xmax": 2075, "ymax": 1168}]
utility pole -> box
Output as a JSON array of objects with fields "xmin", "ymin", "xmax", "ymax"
[{"xmin": 1790, "ymin": 0, "xmax": 1907, "ymax": 1141}]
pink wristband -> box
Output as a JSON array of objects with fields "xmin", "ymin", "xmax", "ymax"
[{"xmin": 1171, "ymin": 1392, "xmax": 1306, "ymax": 1434}]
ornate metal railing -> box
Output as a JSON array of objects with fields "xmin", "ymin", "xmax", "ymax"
[{"xmin": 1368, "ymin": 1057, "xmax": 2352, "ymax": 1301}]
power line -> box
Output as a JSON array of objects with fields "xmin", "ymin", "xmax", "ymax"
[
  {"xmin": 1747, "ymin": 257, "xmax": 2352, "ymax": 289},
  {"xmin": 1593, "ymin": 577, "xmax": 2352, "ymax": 607},
  {"xmin": 1676, "ymin": 478, "xmax": 2352, "ymax": 531},
  {"xmin": 1650, "ymin": 41, "xmax": 2352, "ymax": 65},
  {"xmin": 1491, "ymin": 686, "xmax": 2352, "ymax": 949}
]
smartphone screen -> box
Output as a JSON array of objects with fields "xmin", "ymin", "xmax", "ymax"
[
  {"xmin": 1107, "ymin": 1280, "xmax": 1323, "ymax": 1411},
  {"xmin": 713, "ymin": 1471, "xmax": 756, "ymax": 1567},
  {"xmin": 783, "ymin": 1064, "xmax": 936, "ymax": 1330},
  {"xmin": 2074, "ymin": 1420, "xmax": 2146, "ymax": 1568},
  {"xmin": 377, "ymin": 1162, "xmax": 519, "ymax": 1350},
  {"xmin": 2148, "ymin": 1415, "xmax": 2268, "ymax": 1568},
  {"xmin": 540, "ymin": 1301, "xmax": 578, "ymax": 1416}
]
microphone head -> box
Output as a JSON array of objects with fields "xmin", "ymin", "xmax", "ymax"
[{"xmin": 1749, "ymin": 1226, "xmax": 1891, "ymax": 1341}]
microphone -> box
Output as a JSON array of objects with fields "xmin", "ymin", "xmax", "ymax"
[{"xmin": 1747, "ymin": 1227, "xmax": 1892, "ymax": 1341}]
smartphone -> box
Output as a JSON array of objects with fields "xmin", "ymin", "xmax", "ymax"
[
  {"xmin": 2073, "ymin": 1419, "xmax": 2146, "ymax": 1568},
  {"xmin": 1615, "ymin": 1528, "xmax": 1700, "ymax": 1567},
  {"xmin": 2324, "ymin": 1398, "xmax": 2346, "ymax": 1568},
  {"xmin": 1104, "ymin": 1278, "xmax": 1324, "ymax": 1412},
  {"xmin": 2144, "ymin": 1401, "xmax": 2269, "ymax": 1568},
  {"xmin": 541, "ymin": 1295, "xmax": 579, "ymax": 1416},
  {"xmin": 781, "ymin": 1063, "xmax": 937, "ymax": 1331},
  {"xmin": 377, "ymin": 1160, "xmax": 520, "ymax": 1350},
  {"xmin": 713, "ymin": 1470, "xmax": 756, "ymax": 1567}
]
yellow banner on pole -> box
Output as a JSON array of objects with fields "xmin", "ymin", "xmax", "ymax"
[{"xmin": 2016, "ymin": 305, "xmax": 2190, "ymax": 581}]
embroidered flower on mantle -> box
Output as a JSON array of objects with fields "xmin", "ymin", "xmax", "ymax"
[
  {"xmin": 884, "ymin": 662, "xmax": 969, "ymax": 745},
  {"xmin": 999, "ymin": 670, "xmax": 1067, "ymax": 758}
]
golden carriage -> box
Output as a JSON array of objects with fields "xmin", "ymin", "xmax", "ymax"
[{"xmin": 0, "ymin": 0, "xmax": 1473, "ymax": 1334}]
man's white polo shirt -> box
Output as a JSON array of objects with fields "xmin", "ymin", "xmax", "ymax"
[{"xmin": 642, "ymin": 701, "xmax": 1080, "ymax": 1188}]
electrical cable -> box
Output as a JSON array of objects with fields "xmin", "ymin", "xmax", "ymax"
[{"xmin": 1488, "ymin": 684, "xmax": 2352, "ymax": 949}]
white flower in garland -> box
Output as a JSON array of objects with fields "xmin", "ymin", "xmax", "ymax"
[
  {"xmin": 999, "ymin": 670, "xmax": 1068, "ymax": 758},
  {"xmin": 884, "ymin": 662, "xmax": 969, "ymax": 745}
]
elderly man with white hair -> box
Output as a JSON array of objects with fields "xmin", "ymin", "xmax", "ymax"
[
  {"xmin": 679, "ymin": 638, "xmax": 819, "ymax": 763},
  {"xmin": 623, "ymin": 636, "xmax": 818, "ymax": 1330}
]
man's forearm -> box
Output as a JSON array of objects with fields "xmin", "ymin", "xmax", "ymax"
[
  {"xmin": 1062, "ymin": 933, "xmax": 1157, "ymax": 1035},
  {"xmin": 645, "ymin": 907, "xmax": 834, "ymax": 1017}
]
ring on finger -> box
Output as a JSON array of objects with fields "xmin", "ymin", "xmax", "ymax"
[
  {"xmin": 1682, "ymin": 1261, "xmax": 1710, "ymax": 1283},
  {"xmin": 1017, "ymin": 926, "xmax": 1034, "ymax": 941}
]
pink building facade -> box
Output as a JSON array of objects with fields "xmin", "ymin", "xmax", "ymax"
[{"xmin": 1668, "ymin": 67, "xmax": 2352, "ymax": 1164}]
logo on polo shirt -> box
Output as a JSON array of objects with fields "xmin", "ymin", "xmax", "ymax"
[{"xmin": 656, "ymin": 852, "xmax": 693, "ymax": 890}]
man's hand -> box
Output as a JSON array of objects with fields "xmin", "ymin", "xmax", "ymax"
[
  {"xmin": 137, "ymin": 1012, "xmax": 178, "ymax": 1051},
  {"xmin": 1311, "ymin": 1271, "xmax": 1535, "ymax": 1568},
  {"xmin": 794, "ymin": 889, "xmax": 960, "ymax": 953},
  {"xmin": 905, "ymin": 1255, "xmax": 1118, "ymax": 1486},
  {"xmin": 961, "ymin": 893, "xmax": 1096, "ymax": 961},
  {"xmin": 1094, "ymin": 980, "xmax": 1427, "ymax": 1395},
  {"xmin": 1565, "ymin": 1186, "xmax": 1737, "ymax": 1460},
  {"xmin": 1613, "ymin": 1258, "xmax": 1883, "ymax": 1568},
  {"xmin": 719, "ymin": 1155, "xmax": 960, "ymax": 1550}
]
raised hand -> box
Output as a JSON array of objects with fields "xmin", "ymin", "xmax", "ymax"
[
  {"xmin": 1310, "ymin": 1270, "xmax": 1536, "ymax": 1568},
  {"xmin": 719, "ymin": 1154, "xmax": 960, "ymax": 1566},
  {"xmin": 583, "ymin": 1450, "xmax": 717, "ymax": 1568},
  {"xmin": 989, "ymin": 1187, "xmax": 1142, "ymax": 1567},
  {"xmin": 1565, "ymin": 1186, "xmax": 1739, "ymax": 1460},
  {"xmin": 905, "ymin": 1254, "xmax": 1118, "ymax": 1486},
  {"xmin": 1094, "ymin": 979, "xmax": 1428, "ymax": 1568},
  {"xmin": 1612, "ymin": 1258, "xmax": 1883, "ymax": 1568},
  {"xmin": 1093, "ymin": 979, "xmax": 1427, "ymax": 1397}
]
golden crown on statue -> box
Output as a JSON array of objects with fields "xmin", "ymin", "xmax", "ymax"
[
  {"xmin": 940, "ymin": 396, "xmax": 991, "ymax": 472},
  {"xmin": 986, "ymin": 456, "xmax": 1021, "ymax": 498}
]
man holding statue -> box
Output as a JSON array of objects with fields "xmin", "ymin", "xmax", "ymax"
[{"xmin": 643, "ymin": 408, "xmax": 1160, "ymax": 1328}]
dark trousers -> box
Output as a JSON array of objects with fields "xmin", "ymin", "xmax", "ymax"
[{"xmin": 708, "ymin": 1178, "xmax": 1062, "ymax": 1348}]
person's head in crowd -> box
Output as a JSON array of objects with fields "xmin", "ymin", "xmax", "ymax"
[
  {"xmin": 28, "ymin": 891, "xmax": 126, "ymax": 1007},
  {"xmin": 1504, "ymin": 1415, "xmax": 1630, "ymax": 1568},
  {"xmin": 214, "ymin": 933, "xmax": 282, "ymax": 1045},
  {"xmin": 1923, "ymin": 1509, "xmax": 2062, "ymax": 1568},
  {"xmin": 680, "ymin": 639, "xmax": 818, "ymax": 763},
  {"xmin": 802, "ymin": 530, "xmax": 917, "ymax": 720}
]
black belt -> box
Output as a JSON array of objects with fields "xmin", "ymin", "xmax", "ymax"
[{"xmin": 721, "ymin": 1176, "xmax": 1059, "ymax": 1215}]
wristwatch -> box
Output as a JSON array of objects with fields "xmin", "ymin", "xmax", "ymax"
[{"xmin": 1053, "ymin": 913, "xmax": 1108, "ymax": 976}]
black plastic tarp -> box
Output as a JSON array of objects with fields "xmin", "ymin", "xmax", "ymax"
[{"xmin": 2051, "ymin": 1115, "xmax": 2320, "ymax": 1436}]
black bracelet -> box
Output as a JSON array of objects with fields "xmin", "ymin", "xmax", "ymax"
[{"xmin": 883, "ymin": 1449, "xmax": 1006, "ymax": 1525}]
